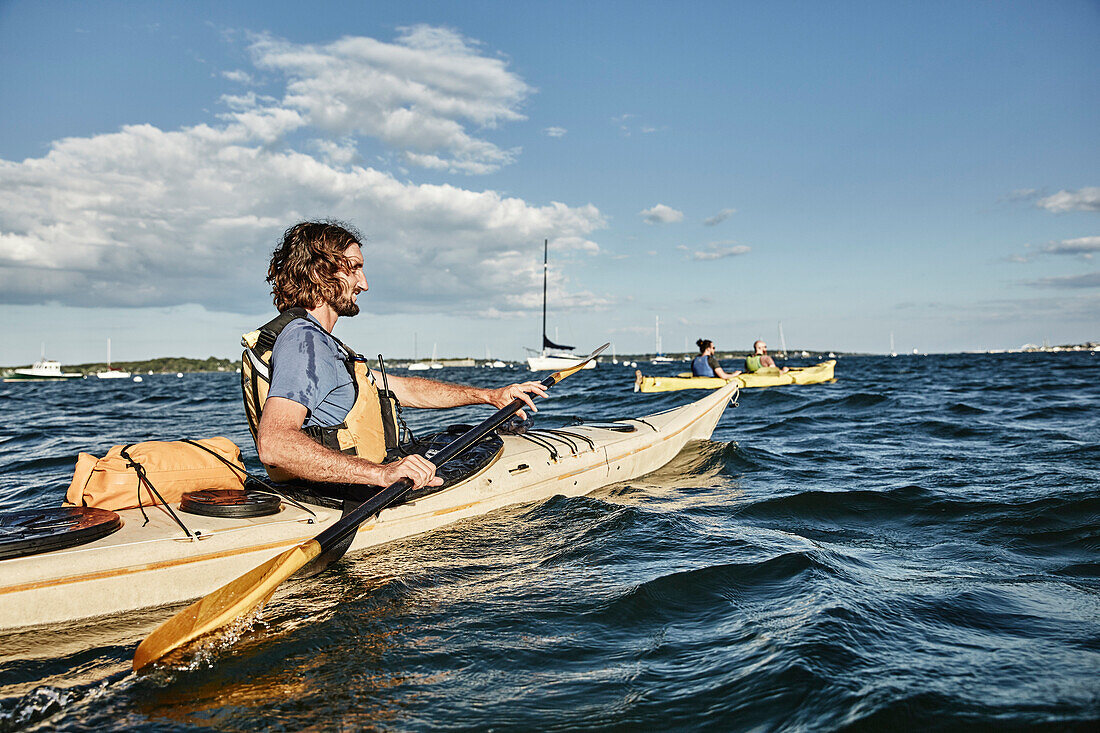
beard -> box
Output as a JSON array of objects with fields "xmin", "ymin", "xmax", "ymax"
[{"xmin": 330, "ymin": 290, "xmax": 360, "ymax": 317}]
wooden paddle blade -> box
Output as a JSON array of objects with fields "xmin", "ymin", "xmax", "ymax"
[
  {"xmin": 133, "ymin": 539, "xmax": 322, "ymax": 672},
  {"xmin": 550, "ymin": 342, "xmax": 609, "ymax": 383}
]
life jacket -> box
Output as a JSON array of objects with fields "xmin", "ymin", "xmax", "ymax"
[
  {"xmin": 691, "ymin": 354, "xmax": 716, "ymax": 377},
  {"xmin": 240, "ymin": 308, "xmax": 406, "ymax": 481},
  {"xmin": 744, "ymin": 355, "xmax": 763, "ymax": 373}
]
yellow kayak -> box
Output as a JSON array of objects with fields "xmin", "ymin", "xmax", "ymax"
[{"xmin": 634, "ymin": 360, "xmax": 836, "ymax": 393}]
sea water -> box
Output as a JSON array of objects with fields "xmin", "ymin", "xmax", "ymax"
[{"xmin": 0, "ymin": 353, "xmax": 1097, "ymax": 731}]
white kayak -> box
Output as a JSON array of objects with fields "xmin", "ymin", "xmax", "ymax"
[{"xmin": 0, "ymin": 381, "xmax": 738, "ymax": 631}]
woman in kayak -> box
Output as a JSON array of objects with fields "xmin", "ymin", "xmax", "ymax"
[{"xmin": 691, "ymin": 339, "xmax": 740, "ymax": 380}]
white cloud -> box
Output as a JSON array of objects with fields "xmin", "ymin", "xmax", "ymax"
[
  {"xmin": 1025, "ymin": 272, "xmax": 1100, "ymax": 289},
  {"xmin": 244, "ymin": 26, "xmax": 530, "ymax": 175},
  {"xmin": 544, "ymin": 126, "xmax": 566, "ymax": 138},
  {"xmin": 1036, "ymin": 187, "xmax": 1100, "ymax": 213},
  {"xmin": 221, "ymin": 69, "xmax": 255, "ymax": 85},
  {"xmin": 640, "ymin": 204, "xmax": 684, "ymax": 224},
  {"xmin": 310, "ymin": 137, "xmax": 360, "ymax": 166},
  {"xmin": 219, "ymin": 91, "xmax": 278, "ymax": 111},
  {"xmin": 703, "ymin": 208, "xmax": 736, "ymax": 226},
  {"xmin": 1009, "ymin": 236, "xmax": 1100, "ymax": 262},
  {"xmin": 1044, "ymin": 236, "xmax": 1100, "ymax": 257},
  {"xmin": 613, "ymin": 113, "xmax": 658, "ymax": 137},
  {"xmin": 687, "ymin": 241, "xmax": 751, "ymax": 261},
  {"xmin": 0, "ymin": 29, "xmax": 607, "ymax": 315}
]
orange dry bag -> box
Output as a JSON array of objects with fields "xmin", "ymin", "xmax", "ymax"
[{"xmin": 64, "ymin": 437, "xmax": 246, "ymax": 511}]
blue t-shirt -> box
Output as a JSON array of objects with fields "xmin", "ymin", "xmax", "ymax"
[{"xmin": 267, "ymin": 315, "xmax": 356, "ymax": 428}]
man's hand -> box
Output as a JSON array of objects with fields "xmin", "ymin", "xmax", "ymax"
[
  {"xmin": 378, "ymin": 454, "xmax": 443, "ymax": 490},
  {"xmin": 485, "ymin": 381, "xmax": 549, "ymax": 420},
  {"xmin": 258, "ymin": 397, "xmax": 443, "ymax": 488}
]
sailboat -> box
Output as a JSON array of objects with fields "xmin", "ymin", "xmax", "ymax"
[
  {"xmin": 778, "ymin": 321, "xmax": 788, "ymax": 359},
  {"xmin": 889, "ymin": 332, "xmax": 897, "ymax": 358},
  {"xmin": 484, "ymin": 347, "xmax": 507, "ymax": 368},
  {"xmin": 651, "ymin": 316, "xmax": 673, "ymax": 363},
  {"xmin": 95, "ymin": 338, "xmax": 131, "ymax": 379},
  {"xmin": 409, "ymin": 343, "xmax": 442, "ymax": 371},
  {"xmin": 526, "ymin": 239, "xmax": 596, "ymax": 371}
]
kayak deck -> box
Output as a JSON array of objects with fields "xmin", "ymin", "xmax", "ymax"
[
  {"xmin": 0, "ymin": 382, "xmax": 738, "ymax": 631},
  {"xmin": 635, "ymin": 360, "xmax": 836, "ymax": 393}
]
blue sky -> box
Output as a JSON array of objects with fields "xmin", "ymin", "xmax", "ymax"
[{"xmin": 0, "ymin": 0, "xmax": 1096, "ymax": 363}]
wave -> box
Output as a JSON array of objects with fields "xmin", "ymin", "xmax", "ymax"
[
  {"xmin": 590, "ymin": 551, "xmax": 832, "ymax": 626},
  {"xmin": 2, "ymin": 353, "xmax": 1098, "ymax": 731},
  {"xmin": 946, "ymin": 401, "xmax": 988, "ymax": 416},
  {"xmin": 898, "ymin": 418, "xmax": 994, "ymax": 440},
  {"xmin": 1015, "ymin": 404, "xmax": 1097, "ymax": 421},
  {"xmin": 738, "ymin": 485, "xmax": 1100, "ymax": 560}
]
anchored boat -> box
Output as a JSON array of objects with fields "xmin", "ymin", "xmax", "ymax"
[
  {"xmin": 526, "ymin": 239, "xmax": 596, "ymax": 371},
  {"xmin": 0, "ymin": 381, "xmax": 738, "ymax": 631},
  {"xmin": 94, "ymin": 338, "xmax": 131, "ymax": 379},
  {"xmin": 3, "ymin": 358, "xmax": 82, "ymax": 382},
  {"xmin": 635, "ymin": 359, "xmax": 836, "ymax": 393}
]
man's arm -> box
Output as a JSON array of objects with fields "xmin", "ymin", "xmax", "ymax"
[
  {"xmin": 376, "ymin": 373, "xmax": 548, "ymax": 420},
  {"xmin": 710, "ymin": 355, "xmax": 741, "ymax": 381},
  {"xmin": 759, "ymin": 355, "xmax": 789, "ymax": 373},
  {"xmin": 256, "ymin": 397, "xmax": 441, "ymax": 488}
]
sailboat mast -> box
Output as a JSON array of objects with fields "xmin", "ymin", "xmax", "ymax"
[{"xmin": 541, "ymin": 239, "xmax": 548, "ymax": 353}]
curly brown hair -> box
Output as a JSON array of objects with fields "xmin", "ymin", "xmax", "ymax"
[{"xmin": 267, "ymin": 221, "xmax": 363, "ymax": 311}]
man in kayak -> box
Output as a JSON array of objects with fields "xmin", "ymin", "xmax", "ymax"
[
  {"xmin": 691, "ymin": 339, "xmax": 740, "ymax": 380},
  {"xmin": 243, "ymin": 221, "xmax": 547, "ymax": 491},
  {"xmin": 744, "ymin": 340, "xmax": 789, "ymax": 373}
]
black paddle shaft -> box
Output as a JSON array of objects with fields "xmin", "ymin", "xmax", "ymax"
[{"xmin": 312, "ymin": 372, "xmax": 558, "ymax": 553}]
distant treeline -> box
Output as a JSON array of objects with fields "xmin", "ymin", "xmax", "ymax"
[{"xmin": 2, "ymin": 356, "xmax": 243, "ymax": 375}]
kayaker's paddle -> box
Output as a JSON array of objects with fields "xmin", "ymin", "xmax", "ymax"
[{"xmin": 133, "ymin": 343, "xmax": 608, "ymax": 672}]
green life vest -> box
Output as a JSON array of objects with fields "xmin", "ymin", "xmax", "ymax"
[{"xmin": 744, "ymin": 355, "xmax": 762, "ymax": 372}]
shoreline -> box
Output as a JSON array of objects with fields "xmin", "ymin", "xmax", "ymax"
[{"xmin": 2, "ymin": 343, "xmax": 1095, "ymax": 377}]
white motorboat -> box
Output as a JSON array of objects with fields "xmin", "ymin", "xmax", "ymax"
[{"xmin": 4, "ymin": 358, "xmax": 82, "ymax": 382}]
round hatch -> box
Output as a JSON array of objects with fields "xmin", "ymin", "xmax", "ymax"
[
  {"xmin": 179, "ymin": 489, "xmax": 281, "ymax": 518},
  {"xmin": 0, "ymin": 506, "xmax": 122, "ymax": 560}
]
